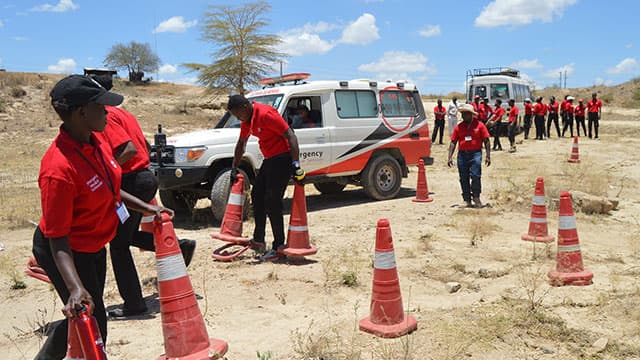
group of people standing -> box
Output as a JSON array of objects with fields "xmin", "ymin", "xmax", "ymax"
[{"xmin": 525, "ymin": 92, "xmax": 602, "ymax": 140}]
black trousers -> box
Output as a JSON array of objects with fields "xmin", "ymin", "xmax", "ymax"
[
  {"xmin": 431, "ymin": 119, "xmax": 445, "ymax": 144},
  {"xmin": 508, "ymin": 122, "xmax": 517, "ymax": 146},
  {"xmin": 110, "ymin": 168, "xmax": 158, "ymax": 311},
  {"xmin": 562, "ymin": 114, "xmax": 574, "ymax": 137},
  {"xmin": 492, "ymin": 123, "xmax": 502, "ymax": 150},
  {"xmin": 546, "ymin": 113, "xmax": 560, "ymax": 138},
  {"xmin": 523, "ymin": 114, "xmax": 532, "ymax": 139},
  {"xmin": 252, "ymin": 152, "xmax": 292, "ymax": 250},
  {"xmin": 576, "ymin": 116, "xmax": 586, "ymax": 136},
  {"xmin": 588, "ymin": 112, "xmax": 599, "ymax": 138},
  {"xmin": 32, "ymin": 227, "xmax": 107, "ymax": 360},
  {"xmin": 534, "ymin": 115, "xmax": 546, "ymax": 140}
]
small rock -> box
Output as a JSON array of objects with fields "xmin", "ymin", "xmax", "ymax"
[
  {"xmin": 515, "ymin": 196, "xmax": 525, "ymax": 205},
  {"xmin": 478, "ymin": 268, "xmax": 490, "ymax": 278},
  {"xmin": 592, "ymin": 337, "xmax": 608, "ymax": 353},
  {"xmin": 541, "ymin": 346, "xmax": 555, "ymax": 354},
  {"xmin": 445, "ymin": 282, "xmax": 461, "ymax": 293}
]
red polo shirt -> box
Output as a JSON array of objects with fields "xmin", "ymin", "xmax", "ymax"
[
  {"xmin": 560, "ymin": 100, "xmax": 568, "ymax": 112},
  {"xmin": 101, "ymin": 106, "xmax": 150, "ymax": 174},
  {"xmin": 566, "ymin": 102, "xmax": 574, "ymax": 115},
  {"xmin": 39, "ymin": 128, "xmax": 122, "ymax": 253},
  {"xmin": 575, "ymin": 104, "xmax": 586, "ymax": 117},
  {"xmin": 433, "ymin": 105, "xmax": 446, "ymax": 120},
  {"xmin": 451, "ymin": 120, "xmax": 490, "ymax": 151},
  {"xmin": 533, "ymin": 103, "xmax": 547, "ymax": 116},
  {"xmin": 240, "ymin": 102, "xmax": 290, "ymax": 159},
  {"xmin": 484, "ymin": 104, "xmax": 493, "ymax": 119},
  {"xmin": 508, "ymin": 106, "xmax": 519, "ymax": 123},
  {"xmin": 524, "ymin": 103, "xmax": 533, "ymax": 115},
  {"xmin": 548, "ymin": 102, "xmax": 559, "ymax": 114},
  {"xmin": 587, "ymin": 99, "xmax": 602, "ymax": 113},
  {"xmin": 491, "ymin": 107, "xmax": 505, "ymax": 122}
]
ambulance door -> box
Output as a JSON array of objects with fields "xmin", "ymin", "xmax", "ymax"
[{"xmin": 285, "ymin": 95, "xmax": 332, "ymax": 175}]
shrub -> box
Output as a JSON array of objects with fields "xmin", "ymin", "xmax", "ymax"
[{"xmin": 10, "ymin": 86, "xmax": 27, "ymax": 98}]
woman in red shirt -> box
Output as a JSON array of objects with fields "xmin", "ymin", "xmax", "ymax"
[{"xmin": 32, "ymin": 75, "xmax": 172, "ymax": 359}]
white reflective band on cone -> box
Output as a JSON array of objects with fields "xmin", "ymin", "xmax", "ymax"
[
  {"xmin": 288, "ymin": 225, "xmax": 308, "ymax": 232},
  {"xmin": 227, "ymin": 193, "xmax": 244, "ymax": 206},
  {"xmin": 558, "ymin": 244, "xmax": 581, "ymax": 252},
  {"xmin": 558, "ymin": 215, "xmax": 577, "ymax": 230},
  {"xmin": 374, "ymin": 251, "xmax": 396, "ymax": 270},
  {"xmin": 532, "ymin": 196, "xmax": 546, "ymax": 206},
  {"xmin": 141, "ymin": 215, "xmax": 154, "ymax": 223},
  {"xmin": 529, "ymin": 217, "xmax": 547, "ymax": 223},
  {"xmin": 156, "ymin": 254, "xmax": 188, "ymax": 282}
]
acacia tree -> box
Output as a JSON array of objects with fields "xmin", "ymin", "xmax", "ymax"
[
  {"xmin": 184, "ymin": 1, "xmax": 285, "ymax": 93},
  {"xmin": 104, "ymin": 41, "xmax": 160, "ymax": 82}
]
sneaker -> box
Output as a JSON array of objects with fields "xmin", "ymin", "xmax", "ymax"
[
  {"xmin": 464, "ymin": 200, "xmax": 474, "ymax": 208},
  {"xmin": 108, "ymin": 306, "xmax": 148, "ymax": 318},
  {"xmin": 249, "ymin": 239, "xmax": 266, "ymax": 253},
  {"xmin": 178, "ymin": 239, "xmax": 196, "ymax": 267},
  {"xmin": 259, "ymin": 249, "xmax": 285, "ymax": 262},
  {"xmin": 472, "ymin": 196, "xmax": 483, "ymax": 208}
]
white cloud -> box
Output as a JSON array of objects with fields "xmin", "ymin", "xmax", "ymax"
[
  {"xmin": 31, "ymin": 0, "xmax": 78, "ymax": 12},
  {"xmin": 339, "ymin": 13, "xmax": 379, "ymax": 45},
  {"xmin": 510, "ymin": 59, "xmax": 543, "ymax": 69},
  {"xmin": 47, "ymin": 58, "xmax": 76, "ymax": 73},
  {"xmin": 594, "ymin": 78, "xmax": 613, "ymax": 86},
  {"xmin": 475, "ymin": 0, "xmax": 577, "ymax": 28},
  {"xmin": 625, "ymin": 43, "xmax": 633, "ymax": 49},
  {"xmin": 358, "ymin": 51, "xmax": 435, "ymax": 82},
  {"xmin": 543, "ymin": 63, "xmax": 574, "ymax": 78},
  {"xmin": 419, "ymin": 25, "xmax": 441, "ymax": 38},
  {"xmin": 158, "ymin": 64, "xmax": 178, "ymax": 75},
  {"xmin": 153, "ymin": 16, "xmax": 197, "ymax": 33},
  {"xmin": 13, "ymin": 36, "xmax": 28, "ymax": 41},
  {"xmin": 606, "ymin": 57, "xmax": 639, "ymax": 74},
  {"xmin": 279, "ymin": 32, "xmax": 335, "ymax": 56}
]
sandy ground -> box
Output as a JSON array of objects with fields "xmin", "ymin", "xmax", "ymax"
[{"xmin": 0, "ymin": 101, "xmax": 639, "ymax": 359}]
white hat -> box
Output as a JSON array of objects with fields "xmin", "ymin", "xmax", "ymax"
[
  {"xmin": 457, "ymin": 103, "xmax": 478, "ymax": 116},
  {"xmin": 567, "ymin": 96, "xmax": 575, "ymax": 101},
  {"xmin": 524, "ymin": 98, "xmax": 531, "ymax": 102}
]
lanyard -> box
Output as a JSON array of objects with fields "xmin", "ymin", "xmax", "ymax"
[{"xmin": 76, "ymin": 146, "xmax": 117, "ymax": 199}]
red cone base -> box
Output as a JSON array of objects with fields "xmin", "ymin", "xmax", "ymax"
[
  {"xmin": 548, "ymin": 269, "xmax": 593, "ymax": 286},
  {"xmin": 158, "ymin": 339, "xmax": 228, "ymax": 360},
  {"xmin": 359, "ymin": 316, "xmax": 417, "ymax": 339}
]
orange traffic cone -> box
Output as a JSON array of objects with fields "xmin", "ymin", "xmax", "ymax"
[
  {"xmin": 154, "ymin": 213, "xmax": 228, "ymax": 359},
  {"xmin": 282, "ymin": 184, "xmax": 317, "ymax": 259},
  {"xmin": 548, "ymin": 191, "xmax": 593, "ymax": 286},
  {"xmin": 521, "ymin": 177, "xmax": 555, "ymax": 243},
  {"xmin": 568, "ymin": 136, "xmax": 580, "ymax": 163},
  {"xmin": 211, "ymin": 174, "xmax": 252, "ymax": 261},
  {"xmin": 140, "ymin": 198, "xmax": 159, "ymax": 234},
  {"xmin": 360, "ymin": 219, "xmax": 417, "ymax": 338},
  {"xmin": 66, "ymin": 321, "xmax": 85, "ymax": 360},
  {"xmin": 412, "ymin": 159, "xmax": 433, "ymax": 203},
  {"xmin": 25, "ymin": 255, "xmax": 51, "ymax": 283}
]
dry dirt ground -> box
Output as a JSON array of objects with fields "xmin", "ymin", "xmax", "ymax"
[{"xmin": 0, "ymin": 77, "xmax": 639, "ymax": 359}]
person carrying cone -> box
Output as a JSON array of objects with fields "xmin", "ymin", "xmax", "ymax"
[{"xmin": 228, "ymin": 94, "xmax": 305, "ymax": 261}]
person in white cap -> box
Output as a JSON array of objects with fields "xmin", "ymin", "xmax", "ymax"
[
  {"xmin": 447, "ymin": 96, "xmax": 459, "ymax": 136},
  {"xmin": 447, "ymin": 103, "xmax": 491, "ymax": 208}
]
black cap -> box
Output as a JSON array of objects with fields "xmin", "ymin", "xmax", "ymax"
[{"xmin": 50, "ymin": 74, "xmax": 123, "ymax": 110}]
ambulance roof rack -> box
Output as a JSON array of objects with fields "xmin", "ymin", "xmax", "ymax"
[
  {"xmin": 259, "ymin": 72, "xmax": 311, "ymax": 88},
  {"xmin": 468, "ymin": 67, "xmax": 520, "ymax": 78}
]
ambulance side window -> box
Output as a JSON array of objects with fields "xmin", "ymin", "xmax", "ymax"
[{"xmin": 335, "ymin": 90, "xmax": 377, "ymax": 118}]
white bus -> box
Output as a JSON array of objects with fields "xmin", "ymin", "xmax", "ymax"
[{"xmin": 465, "ymin": 67, "xmax": 532, "ymax": 110}]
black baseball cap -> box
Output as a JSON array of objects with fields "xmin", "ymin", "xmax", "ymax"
[{"xmin": 50, "ymin": 74, "xmax": 123, "ymax": 110}]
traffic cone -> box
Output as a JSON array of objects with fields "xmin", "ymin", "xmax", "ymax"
[
  {"xmin": 568, "ymin": 136, "xmax": 580, "ymax": 163},
  {"xmin": 25, "ymin": 255, "xmax": 51, "ymax": 283},
  {"xmin": 548, "ymin": 191, "xmax": 593, "ymax": 286},
  {"xmin": 360, "ymin": 219, "xmax": 417, "ymax": 338},
  {"xmin": 211, "ymin": 174, "xmax": 251, "ymax": 262},
  {"xmin": 412, "ymin": 159, "xmax": 433, "ymax": 203},
  {"xmin": 66, "ymin": 320, "xmax": 85, "ymax": 360},
  {"xmin": 154, "ymin": 213, "xmax": 229, "ymax": 359},
  {"xmin": 140, "ymin": 198, "xmax": 159, "ymax": 234},
  {"xmin": 521, "ymin": 177, "xmax": 555, "ymax": 243},
  {"xmin": 282, "ymin": 184, "xmax": 317, "ymax": 259}
]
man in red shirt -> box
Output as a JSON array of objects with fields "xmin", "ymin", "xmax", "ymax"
[
  {"xmin": 489, "ymin": 99, "xmax": 505, "ymax": 151},
  {"xmin": 507, "ymin": 99, "xmax": 519, "ymax": 152},
  {"xmin": 471, "ymin": 95, "xmax": 485, "ymax": 122},
  {"xmin": 575, "ymin": 98, "xmax": 587, "ymax": 137},
  {"xmin": 448, "ymin": 103, "xmax": 491, "ymax": 208},
  {"xmin": 562, "ymin": 97, "xmax": 575, "ymax": 137},
  {"xmin": 546, "ymin": 96, "xmax": 560, "ymax": 138},
  {"xmin": 523, "ymin": 98, "xmax": 533, "ymax": 139},
  {"xmin": 587, "ymin": 92, "xmax": 603, "ymax": 139},
  {"xmin": 533, "ymin": 96, "xmax": 547, "ymax": 140},
  {"xmin": 228, "ymin": 94, "xmax": 305, "ymax": 261},
  {"xmin": 560, "ymin": 95, "xmax": 569, "ymax": 130},
  {"xmin": 432, "ymin": 99, "xmax": 447, "ymax": 145},
  {"xmin": 483, "ymin": 97, "xmax": 493, "ymax": 121}
]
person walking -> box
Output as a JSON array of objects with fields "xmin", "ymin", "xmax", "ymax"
[
  {"xmin": 547, "ymin": 96, "xmax": 561, "ymax": 138},
  {"xmin": 447, "ymin": 104, "xmax": 491, "ymax": 208},
  {"xmin": 489, "ymin": 99, "xmax": 505, "ymax": 151},
  {"xmin": 228, "ymin": 94, "xmax": 305, "ymax": 261},
  {"xmin": 91, "ymin": 75, "xmax": 195, "ymax": 318},
  {"xmin": 447, "ymin": 96, "xmax": 458, "ymax": 136},
  {"xmin": 432, "ymin": 99, "xmax": 446, "ymax": 145},
  {"xmin": 587, "ymin": 92, "xmax": 603, "ymax": 139},
  {"xmin": 507, "ymin": 99, "xmax": 519, "ymax": 152},
  {"xmin": 32, "ymin": 75, "xmax": 172, "ymax": 359},
  {"xmin": 523, "ymin": 98, "xmax": 533, "ymax": 139},
  {"xmin": 533, "ymin": 96, "xmax": 547, "ymax": 140},
  {"xmin": 562, "ymin": 96, "xmax": 575, "ymax": 137},
  {"xmin": 575, "ymin": 98, "xmax": 587, "ymax": 137}
]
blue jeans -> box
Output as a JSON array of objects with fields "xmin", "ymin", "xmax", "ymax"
[{"xmin": 457, "ymin": 150, "xmax": 482, "ymax": 202}]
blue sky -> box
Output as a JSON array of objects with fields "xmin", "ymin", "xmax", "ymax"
[{"xmin": 1, "ymin": 0, "xmax": 638, "ymax": 94}]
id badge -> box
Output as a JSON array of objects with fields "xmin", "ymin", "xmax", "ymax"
[
  {"xmin": 116, "ymin": 202, "xmax": 130, "ymax": 224},
  {"xmin": 464, "ymin": 136, "xmax": 472, "ymax": 142}
]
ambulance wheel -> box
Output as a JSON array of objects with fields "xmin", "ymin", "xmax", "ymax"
[
  {"xmin": 210, "ymin": 168, "xmax": 251, "ymax": 222},
  {"xmin": 313, "ymin": 181, "xmax": 346, "ymax": 194},
  {"xmin": 361, "ymin": 154, "xmax": 402, "ymax": 200}
]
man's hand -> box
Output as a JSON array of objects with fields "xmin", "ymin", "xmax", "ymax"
[
  {"xmin": 292, "ymin": 161, "xmax": 306, "ymax": 184},
  {"xmin": 145, "ymin": 203, "xmax": 174, "ymax": 220},
  {"xmin": 485, "ymin": 157, "xmax": 491, "ymax": 167},
  {"xmin": 230, "ymin": 168, "xmax": 239, "ymax": 183},
  {"xmin": 447, "ymin": 159, "xmax": 454, "ymax": 168},
  {"xmin": 63, "ymin": 287, "xmax": 93, "ymax": 318}
]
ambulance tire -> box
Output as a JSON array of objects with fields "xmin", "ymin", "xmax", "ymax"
[
  {"xmin": 313, "ymin": 181, "xmax": 346, "ymax": 194},
  {"xmin": 361, "ymin": 154, "xmax": 402, "ymax": 200},
  {"xmin": 210, "ymin": 168, "xmax": 251, "ymax": 222}
]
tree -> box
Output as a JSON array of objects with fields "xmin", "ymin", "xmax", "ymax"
[
  {"xmin": 184, "ymin": 2, "xmax": 286, "ymax": 94},
  {"xmin": 104, "ymin": 41, "xmax": 160, "ymax": 82}
]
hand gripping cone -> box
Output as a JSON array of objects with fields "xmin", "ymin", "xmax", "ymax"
[
  {"xmin": 360, "ymin": 219, "xmax": 417, "ymax": 338},
  {"xmin": 521, "ymin": 177, "xmax": 555, "ymax": 243},
  {"xmin": 140, "ymin": 198, "xmax": 159, "ymax": 233},
  {"xmin": 548, "ymin": 191, "xmax": 593, "ymax": 286},
  {"xmin": 412, "ymin": 159, "xmax": 433, "ymax": 203},
  {"xmin": 568, "ymin": 136, "xmax": 581, "ymax": 163},
  {"xmin": 154, "ymin": 213, "xmax": 229, "ymax": 359},
  {"xmin": 25, "ymin": 255, "xmax": 51, "ymax": 283},
  {"xmin": 66, "ymin": 321, "xmax": 85, "ymax": 360},
  {"xmin": 211, "ymin": 174, "xmax": 251, "ymax": 261},
  {"xmin": 282, "ymin": 184, "xmax": 317, "ymax": 258}
]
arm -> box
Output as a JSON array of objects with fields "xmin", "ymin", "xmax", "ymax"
[
  {"xmin": 49, "ymin": 236, "xmax": 93, "ymax": 317},
  {"xmin": 232, "ymin": 137, "xmax": 248, "ymax": 169},
  {"xmin": 284, "ymin": 128, "xmax": 300, "ymax": 162},
  {"xmin": 447, "ymin": 141, "xmax": 457, "ymax": 167},
  {"xmin": 483, "ymin": 138, "xmax": 491, "ymax": 166},
  {"xmin": 113, "ymin": 141, "xmax": 138, "ymax": 165},
  {"xmin": 121, "ymin": 190, "xmax": 174, "ymax": 218}
]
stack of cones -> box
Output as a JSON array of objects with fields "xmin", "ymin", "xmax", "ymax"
[
  {"xmin": 211, "ymin": 174, "xmax": 251, "ymax": 261},
  {"xmin": 521, "ymin": 177, "xmax": 555, "ymax": 243},
  {"xmin": 548, "ymin": 191, "xmax": 593, "ymax": 286},
  {"xmin": 568, "ymin": 136, "xmax": 581, "ymax": 163},
  {"xmin": 282, "ymin": 184, "xmax": 317, "ymax": 259},
  {"xmin": 360, "ymin": 219, "xmax": 417, "ymax": 338},
  {"xmin": 412, "ymin": 159, "xmax": 433, "ymax": 203}
]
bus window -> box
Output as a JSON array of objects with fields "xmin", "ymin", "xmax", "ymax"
[
  {"xmin": 490, "ymin": 84, "xmax": 509, "ymax": 100},
  {"xmin": 473, "ymin": 86, "xmax": 487, "ymax": 99}
]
